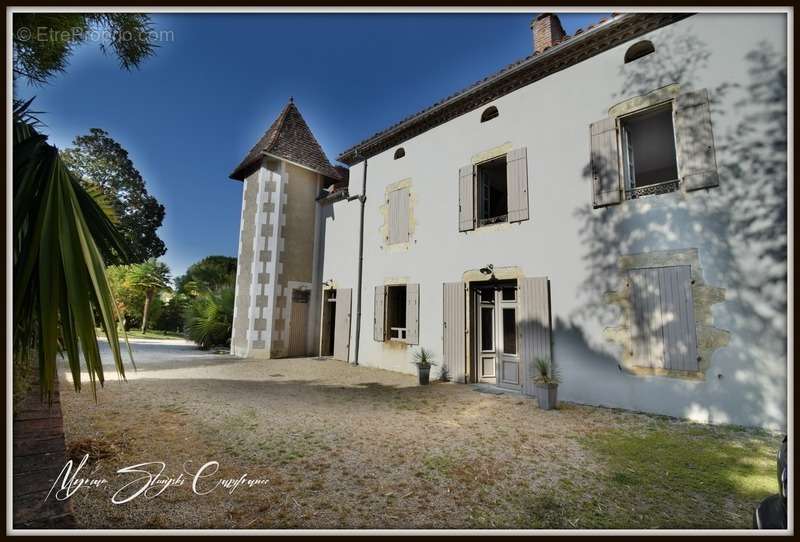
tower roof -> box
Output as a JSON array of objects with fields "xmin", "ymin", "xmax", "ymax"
[{"xmin": 230, "ymin": 99, "xmax": 341, "ymax": 181}]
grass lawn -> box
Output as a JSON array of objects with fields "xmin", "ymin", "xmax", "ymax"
[
  {"xmin": 60, "ymin": 357, "xmax": 778, "ymax": 529},
  {"xmin": 98, "ymin": 328, "xmax": 183, "ymax": 341}
]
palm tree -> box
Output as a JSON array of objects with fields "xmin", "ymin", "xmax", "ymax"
[
  {"xmin": 127, "ymin": 258, "xmax": 171, "ymax": 333},
  {"xmin": 13, "ymin": 99, "xmax": 130, "ymax": 399}
]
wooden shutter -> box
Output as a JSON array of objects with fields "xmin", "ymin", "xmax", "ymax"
[
  {"xmin": 373, "ymin": 285, "xmax": 386, "ymax": 342},
  {"xmin": 589, "ymin": 118, "xmax": 622, "ymax": 208},
  {"xmin": 506, "ymin": 147, "xmax": 529, "ymax": 223},
  {"xmin": 333, "ymin": 288, "xmax": 352, "ymax": 362},
  {"xmin": 458, "ymin": 165, "xmax": 475, "ymax": 231},
  {"xmin": 388, "ymin": 187, "xmax": 410, "ymax": 244},
  {"xmin": 405, "ymin": 283, "xmax": 420, "ymax": 345},
  {"xmin": 519, "ymin": 277, "xmax": 552, "ymax": 397},
  {"xmin": 675, "ymin": 89, "xmax": 719, "ymax": 191},
  {"xmin": 442, "ymin": 282, "xmax": 466, "ymax": 383},
  {"xmin": 629, "ymin": 266, "xmax": 698, "ymax": 372}
]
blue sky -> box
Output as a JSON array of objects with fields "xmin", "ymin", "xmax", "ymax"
[{"xmin": 16, "ymin": 11, "xmax": 609, "ymax": 279}]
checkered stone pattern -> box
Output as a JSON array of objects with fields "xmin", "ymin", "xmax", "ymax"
[{"xmin": 231, "ymin": 164, "xmax": 285, "ymax": 358}]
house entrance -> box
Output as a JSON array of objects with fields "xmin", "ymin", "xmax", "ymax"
[
  {"xmin": 320, "ymin": 289, "xmax": 336, "ymax": 357},
  {"xmin": 472, "ymin": 280, "xmax": 520, "ymax": 389}
]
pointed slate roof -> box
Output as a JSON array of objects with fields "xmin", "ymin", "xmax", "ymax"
[{"xmin": 230, "ymin": 99, "xmax": 341, "ymax": 181}]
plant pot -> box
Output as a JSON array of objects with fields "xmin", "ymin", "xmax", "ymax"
[
  {"xmin": 418, "ymin": 366, "xmax": 431, "ymax": 385},
  {"xmin": 535, "ymin": 383, "xmax": 558, "ymax": 410}
]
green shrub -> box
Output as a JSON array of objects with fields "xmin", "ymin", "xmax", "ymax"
[{"xmin": 183, "ymin": 286, "xmax": 234, "ymax": 349}]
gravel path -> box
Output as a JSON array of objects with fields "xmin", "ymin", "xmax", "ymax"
[{"xmin": 59, "ymin": 340, "xmax": 774, "ymax": 530}]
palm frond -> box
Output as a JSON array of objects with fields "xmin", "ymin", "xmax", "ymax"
[{"xmin": 13, "ymin": 100, "xmax": 131, "ymax": 399}]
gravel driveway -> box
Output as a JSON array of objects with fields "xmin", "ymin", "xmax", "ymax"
[{"xmin": 59, "ymin": 339, "xmax": 775, "ymax": 530}]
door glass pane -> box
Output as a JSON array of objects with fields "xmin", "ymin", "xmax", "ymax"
[
  {"xmin": 480, "ymin": 307, "xmax": 493, "ymax": 351},
  {"xmin": 503, "ymin": 308, "xmax": 516, "ymax": 355},
  {"xmin": 501, "ymin": 287, "xmax": 516, "ymax": 301}
]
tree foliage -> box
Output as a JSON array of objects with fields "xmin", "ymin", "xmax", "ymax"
[
  {"xmin": 13, "ymin": 13, "xmax": 157, "ymax": 85},
  {"xmin": 184, "ymin": 286, "xmax": 235, "ymax": 350},
  {"xmin": 175, "ymin": 255, "xmax": 237, "ymax": 296},
  {"xmin": 62, "ymin": 129, "xmax": 166, "ymax": 264},
  {"xmin": 125, "ymin": 258, "xmax": 171, "ymax": 333},
  {"xmin": 13, "ymin": 99, "xmax": 130, "ymax": 399}
]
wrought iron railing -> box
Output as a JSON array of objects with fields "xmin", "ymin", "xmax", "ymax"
[
  {"xmin": 626, "ymin": 179, "xmax": 680, "ymax": 200},
  {"xmin": 477, "ymin": 213, "xmax": 508, "ymax": 227}
]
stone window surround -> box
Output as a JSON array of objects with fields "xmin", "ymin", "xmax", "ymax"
[
  {"xmin": 603, "ymin": 248, "xmax": 730, "ymax": 380},
  {"xmin": 379, "ymin": 178, "xmax": 417, "ymax": 252}
]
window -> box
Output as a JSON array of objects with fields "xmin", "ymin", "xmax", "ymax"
[
  {"xmin": 458, "ymin": 147, "xmax": 528, "ymax": 231},
  {"xmin": 374, "ymin": 283, "xmax": 420, "ymax": 344},
  {"xmin": 628, "ymin": 266, "xmax": 698, "ymax": 372},
  {"xmin": 624, "ymin": 40, "xmax": 655, "ymax": 63},
  {"xmin": 394, "ymin": 147, "xmax": 405, "ymax": 160},
  {"xmin": 481, "ymin": 106, "xmax": 499, "ymax": 123},
  {"xmin": 502, "ymin": 308, "xmax": 516, "ymax": 355},
  {"xmin": 619, "ymin": 104, "xmax": 679, "ymax": 198},
  {"xmin": 386, "ymin": 286, "xmax": 407, "ymax": 340},
  {"xmin": 387, "ymin": 187, "xmax": 410, "ymax": 244},
  {"xmin": 476, "ymin": 156, "xmax": 508, "ymax": 226}
]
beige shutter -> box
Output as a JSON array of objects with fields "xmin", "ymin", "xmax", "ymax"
[
  {"xmin": 675, "ymin": 89, "xmax": 719, "ymax": 191},
  {"xmin": 374, "ymin": 285, "xmax": 386, "ymax": 342},
  {"xmin": 629, "ymin": 266, "xmax": 698, "ymax": 372},
  {"xmin": 590, "ymin": 118, "xmax": 622, "ymax": 208},
  {"xmin": 333, "ymin": 288, "xmax": 352, "ymax": 362},
  {"xmin": 458, "ymin": 165, "xmax": 475, "ymax": 231},
  {"xmin": 388, "ymin": 187, "xmax": 410, "ymax": 244},
  {"xmin": 405, "ymin": 283, "xmax": 420, "ymax": 345},
  {"xmin": 442, "ymin": 282, "xmax": 466, "ymax": 383},
  {"xmin": 519, "ymin": 277, "xmax": 552, "ymax": 397},
  {"xmin": 506, "ymin": 147, "xmax": 529, "ymax": 223}
]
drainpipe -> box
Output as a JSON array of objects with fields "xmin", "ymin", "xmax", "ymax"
[{"xmin": 351, "ymin": 150, "xmax": 368, "ymax": 365}]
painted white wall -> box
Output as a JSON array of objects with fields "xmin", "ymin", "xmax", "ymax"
[{"xmin": 321, "ymin": 14, "xmax": 788, "ymax": 429}]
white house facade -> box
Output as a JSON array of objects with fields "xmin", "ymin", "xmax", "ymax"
[{"xmin": 230, "ymin": 13, "xmax": 788, "ymax": 430}]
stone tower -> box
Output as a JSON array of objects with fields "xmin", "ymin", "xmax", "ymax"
[{"xmin": 229, "ymin": 99, "xmax": 342, "ymax": 358}]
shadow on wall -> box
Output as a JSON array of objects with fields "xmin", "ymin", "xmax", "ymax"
[{"xmin": 567, "ymin": 28, "xmax": 787, "ymax": 429}]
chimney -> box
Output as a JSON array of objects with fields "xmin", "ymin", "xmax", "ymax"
[{"xmin": 531, "ymin": 13, "xmax": 566, "ymax": 54}]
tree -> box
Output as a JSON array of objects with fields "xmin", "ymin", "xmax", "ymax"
[
  {"xmin": 175, "ymin": 255, "xmax": 237, "ymax": 295},
  {"xmin": 62, "ymin": 129, "xmax": 166, "ymax": 264},
  {"xmin": 127, "ymin": 258, "xmax": 171, "ymax": 333},
  {"xmin": 13, "ymin": 13, "xmax": 156, "ymax": 85},
  {"xmin": 13, "ymin": 100, "xmax": 129, "ymax": 399}
]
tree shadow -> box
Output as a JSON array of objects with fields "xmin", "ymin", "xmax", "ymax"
[{"xmin": 568, "ymin": 27, "xmax": 787, "ymax": 428}]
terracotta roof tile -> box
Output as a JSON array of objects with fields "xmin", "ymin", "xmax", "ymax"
[{"xmin": 230, "ymin": 100, "xmax": 341, "ymax": 181}]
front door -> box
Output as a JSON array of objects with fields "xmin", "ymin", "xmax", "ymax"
[{"xmin": 473, "ymin": 282, "xmax": 519, "ymax": 388}]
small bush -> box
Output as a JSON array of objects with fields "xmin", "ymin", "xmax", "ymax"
[{"xmin": 184, "ymin": 286, "xmax": 234, "ymax": 349}]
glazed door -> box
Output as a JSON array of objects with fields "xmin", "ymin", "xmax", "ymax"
[
  {"xmin": 473, "ymin": 283, "xmax": 519, "ymax": 388},
  {"xmin": 496, "ymin": 285, "xmax": 520, "ymax": 389}
]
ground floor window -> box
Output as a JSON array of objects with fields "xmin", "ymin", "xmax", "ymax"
[{"xmin": 386, "ymin": 285, "xmax": 407, "ymax": 341}]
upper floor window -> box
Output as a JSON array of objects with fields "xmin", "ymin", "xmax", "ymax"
[
  {"xmin": 619, "ymin": 103, "xmax": 679, "ymax": 198},
  {"xmin": 387, "ymin": 187, "xmax": 410, "ymax": 244},
  {"xmin": 480, "ymin": 106, "xmax": 499, "ymax": 123},
  {"xmin": 458, "ymin": 147, "xmax": 529, "ymax": 231},
  {"xmin": 476, "ymin": 157, "xmax": 508, "ymax": 226},
  {"xmin": 624, "ymin": 40, "xmax": 655, "ymax": 63},
  {"xmin": 394, "ymin": 147, "xmax": 405, "ymax": 160},
  {"xmin": 589, "ymin": 88, "xmax": 719, "ymax": 209}
]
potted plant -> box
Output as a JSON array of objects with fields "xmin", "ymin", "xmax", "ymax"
[
  {"xmin": 412, "ymin": 347, "xmax": 437, "ymax": 385},
  {"xmin": 532, "ymin": 358, "xmax": 560, "ymax": 410}
]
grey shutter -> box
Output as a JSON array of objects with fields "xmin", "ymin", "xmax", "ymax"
[
  {"xmin": 388, "ymin": 187, "xmax": 410, "ymax": 244},
  {"xmin": 373, "ymin": 285, "xmax": 386, "ymax": 342},
  {"xmin": 519, "ymin": 277, "xmax": 552, "ymax": 397},
  {"xmin": 442, "ymin": 282, "xmax": 466, "ymax": 383},
  {"xmin": 589, "ymin": 118, "xmax": 622, "ymax": 208},
  {"xmin": 405, "ymin": 283, "xmax": 420, "ymax": 345},
  {"xmin": 458, "ymin": 165, "xmax": 475, "ymax": 231},
  {"xmin": 333, "ymin": 288, "xmax": 352, "ymax": 362},
  {"xmin": 506, "ymin": 147, "xmax": 529, "ymax": 223},
  {"xmin": 675, "ymin": 89, "xmax": 719, "ymax": 191},
  {"xmin": 629, "ymin": 266, "xmax": 698, "ymax": 372}
]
